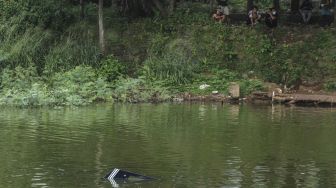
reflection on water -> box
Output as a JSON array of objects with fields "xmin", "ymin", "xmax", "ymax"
[
  {"xmin": 95, "ymin": 135, "xmax": 104, "ymax": 188},
  {"xmin": 31, "ymin": 166, "xmax": 49, "ymax": 188},
  {"xmin": 223, "ymin": 156, "xmax": 243, "ymax": 188},
  {"xmin": 0, "ymin": 104, "xmax": 336, "ymax": 187}
]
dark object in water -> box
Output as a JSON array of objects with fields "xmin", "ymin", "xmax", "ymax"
[{"xmin": 104, "ymin": 168, "xmax": 155, "ymax": 181}]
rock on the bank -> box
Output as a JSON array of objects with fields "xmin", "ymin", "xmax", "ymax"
[{"xmin": 228, "ymin": 82, "xmax": 240, "ymax": 99}]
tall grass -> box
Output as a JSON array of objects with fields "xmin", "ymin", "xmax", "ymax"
[{"xmin": 144, "ymin": 37, "xmax": 199, "ymax": 85}]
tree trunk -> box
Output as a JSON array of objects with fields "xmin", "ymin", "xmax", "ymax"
[
  {"xmin": 80, "ymin": 0, "xmax": 84, "ymax": 19},
  {"xmin": 98, "ymin": 0, "xmax": 105, "ymax": 55},
  {"xmin": 169, "ymin": 0, "xmax": 176, "ymax": 15},
  {"xmin": 152, "ymin": 0, "xmax": 167, "ymax": 16}
]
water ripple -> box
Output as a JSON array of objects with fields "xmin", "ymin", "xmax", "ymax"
[{"xmin": 1, "ymin": 104, "xmax": 336, "ymax": 188}]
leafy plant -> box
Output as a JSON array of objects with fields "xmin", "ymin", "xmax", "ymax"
[
  {"xmin": 113, "ymin": 77, "xmax": 171, "ymax": 103},
  {"xmin": 98, "ymin": 55, "xmax": 126, "ymax": 82},
  {"xmin": 239, "ymin": 79, "xmax": 265, "ymax": 96},
  {"xmin": 0, "ymin": 66, "xmax": 113, "ymax": 106},
  {"xmin": 324, "ymin": 81, "xmax": 336, "ymax": 91}
]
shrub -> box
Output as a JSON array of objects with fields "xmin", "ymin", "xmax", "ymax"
[
  {"xmin": 0, "ymin": 0, "xmax": 75, "ymax": 31},
  {"xmin": 0, "ymin": 66, "xmax": 113, "ymax": 106},
  {"xmin": 0, "ymin": 66, "xmax": 39, "ymax": 92},
  {"xmin": 324, "ymin": 81, "xmax": 336, "ymax": 91},
  {"xmin": 50, "ymin": 66, "xmax": 113, "ymax": 105},
  {"xmin": 98, "ymin": 55, "xmax": 126, "ymax": 82},
  {"xmin": 0, "ymin": 65, "xmax": 50, "ymax": 106},
  {"xmin": 113, "ymin": 77, "xmax": 171, "ymax": 103},
  {"xmin": 239, "ymin": 79, "xmax": 265, "ymax": 96}
]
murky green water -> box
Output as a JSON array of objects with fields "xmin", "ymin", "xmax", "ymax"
[{"xmin": 1, "ymin": 104, "xmax": 336, "ymax": 188}]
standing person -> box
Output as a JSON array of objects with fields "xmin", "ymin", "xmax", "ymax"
[
  {"xmin": 265, "ymin": 7, "xmax": 278, "ymax": 29},
  {"xmin": 319, "ymin": 0, "xmax": 334, "ymax": 27},
  {"xmin": 217, "ymin": 0, "xmax": 230, "ymax": 22},
  {"xmin": 247, "ymin": 6, "xmax": 261, "ymax": 26},
  {"xmin": 299, "ymin": 0, "xmax": 313, "ymax": 24}
]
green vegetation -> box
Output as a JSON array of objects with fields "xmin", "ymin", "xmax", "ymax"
[
  {"xmin": 0, "ymin": 1, "xmax": 335, "ymax": 106},
  {"xmin": 0, "ymin": 66, "xmax": 113, "ymax": 106}
]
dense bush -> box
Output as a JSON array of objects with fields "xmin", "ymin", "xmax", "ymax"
[
  {"xmin": 98, "ymin": 55, "xmax": 126, "ymax": 82},
  {"xmin": 0, "ymin": 65, "xmax": 49, "ymax": 106},
  {"xmin": 239, "ymin": 79, "xmax": 265, "ymax": 96},
  {"xmin": 0, "ymin": 66, "xmax": 113, "ymax": 106},
  {"xmin": 49, "ymin": 66, "xmax": 113, "ymax": 105},
  {"xmin": 325, "ymin": 80, "xmax": 336, "ymax": 91},
  {"xmin": 0, "ymin": 0, "xmax": 75, "ymax": 30}
]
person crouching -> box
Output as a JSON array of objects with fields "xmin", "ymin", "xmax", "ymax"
[{"xmin": 213, "ymin": 9, "xmax": 225, "ymax": 22}]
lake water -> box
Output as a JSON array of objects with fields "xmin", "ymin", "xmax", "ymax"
[{"xmin": 1, "ymin": 104, "xmax": 336, "ymax": 188}]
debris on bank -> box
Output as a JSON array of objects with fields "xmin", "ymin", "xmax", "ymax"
[
  {"xmin": 250, "ymin": 92, "xmax": 336, "ymax": 106},
  {"xmin": 175, "ymin": 82, "xmax": 243, "ymax": 103},
  {"xmin": 173, "ymin": 81, "xmax": 336, "ymax": 107}
]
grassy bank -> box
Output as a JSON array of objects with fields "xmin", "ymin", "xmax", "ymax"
[{"xmin": 0, "ymin": 2, "xmax": 336, "ymax": 106}]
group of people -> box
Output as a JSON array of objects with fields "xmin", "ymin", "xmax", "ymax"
[
  {"xmin": 320, "ymin": 1, "xmax": 334, "ymax": 26},
  {"xmin": 247, "ymin": 6, "xmax": 278, "ymax": 29},
  {"xmin": 300, "ymin": 0, "xmax": 334, "ymax": 26},
  {"xmin": 212, "ymin": 0, "xmax": 278, "ymax": 29},
  {"xmin": 212, "ymin": 0, "xmax": 334, "ymax": 28}
]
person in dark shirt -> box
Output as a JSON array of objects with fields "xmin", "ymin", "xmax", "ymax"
[
  {"xmin": 265, "ymin": 7, "xmax": 278, "ymax": 29},
  {"xmin": 319, "ymin": 1, "xmax": 334, "ymax": 27},
  {"xmin": 299, "ymin": 0, "xmax": 313, "ymax": 23}
]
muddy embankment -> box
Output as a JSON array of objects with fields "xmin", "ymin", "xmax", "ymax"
[{"xmin": 176, "ymin": 83, "xmax": 336, "ymax": 107}]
